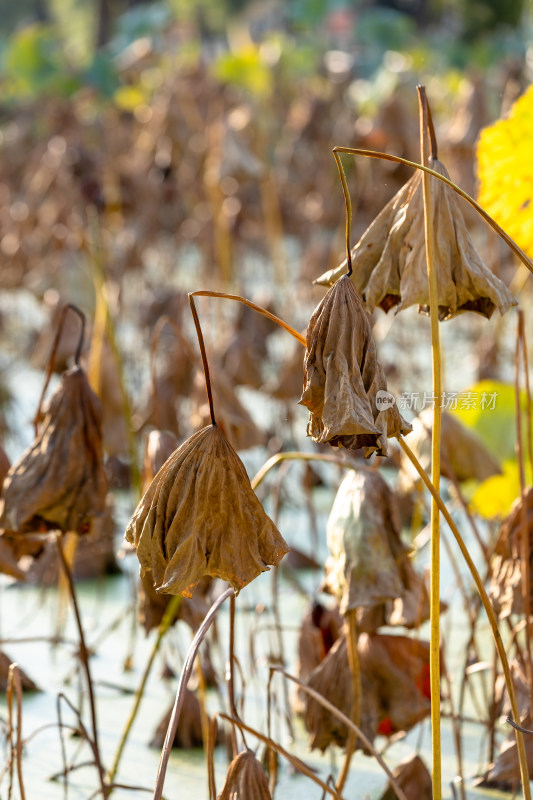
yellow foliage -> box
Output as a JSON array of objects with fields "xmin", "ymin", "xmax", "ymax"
[{"xmin": 477, "ymin": 84, "xmax": 533, "ymax": 258}]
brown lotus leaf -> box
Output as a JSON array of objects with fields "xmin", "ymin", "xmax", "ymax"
[
  {"xmin": 125, "ymin": 424, "xmax": 289, "ymax": 597},
  {"xmin": 299, "ymin": 275, "xmax": 411, "ymax": 458},
  {"xmin": 0, "ymin": 537, "xmax": 27, "ymax": 581},
  {"xmin": 0, "ymin": 443, "xmax": 10, "ymax": 493},
  {"xmin": 323, "ymin": 469, "xmax": 428, "ymax": 622},
  {"xmin": 138, "ymin": 571, "xmax": 211, "ymax": 635},
  {"xmin": 490, "ymin": 487, "xmax": 533, "ymax": 619},
  {"xmin": 221, "ymin": 331, "xmax": 264, "ymax": 389},
  {"xmin": 266, "ymin": 339, "xmax": 305, "ymax": 400},
  {"xmin": 296, "ymin": 601, "xmax": 343, "ymax": 712},
  {"xmin": 0, "ymin": 366, "xmax": 107, "ymax": 536},
  {"xmin": 217, "ymin": 749, "xmax": 272, "ymax": 800},
  {"xmin": 25, "ymin": 497, "xmax": 118, "ymax": 585},
  {"xmin": 304, "ymin": 632, "xmax": 431, "ymax": 752},
  {"xmin": 191, "ymin": 369, "xmax": 265, "ymax": 451},
  {"xmin": 380, "ymin": 753, "xmax": 432, "ymax": 800},
  {"xmin": 477, "ymin": 711, "xmax": 533, "ymax": 791},
  {"xmin": 0, "ymin": 651, "xmax": 39, "ymax": 692},
  {"xmin": 316, "ymin": 159, "xmax": 516, "ymax": 321},
  {"xmin": 399, "ymin": 408, "xmax": 501, "ymax": 491},
  {"xmin": 142, "ymin": 429, "xmax": 179, "ymax": 493},
  {"xmin": 150, "ymin": 688, "xmax": 204, "ymax": 749}
]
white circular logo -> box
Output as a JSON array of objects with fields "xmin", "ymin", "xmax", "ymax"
[{"xmin": 376, "ymin": 390, "xmax": 396, "ymax": 409}]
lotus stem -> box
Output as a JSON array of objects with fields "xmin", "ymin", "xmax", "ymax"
[
  {"xmin": 417, "ymin": 83, "xmax": 443, "ymax": 799},
  {"xmin": 152, "ymin": 587, "xmax": 233, "ymax": 800},
  {"xmin": 333, "ymin": 150, "xmax": 353, "ymax": 277},
  {"xmin": 335, "ymin": 609, "xmax": 361, "ymax": 794},
  {"xmin": 251, "ymin": 451, "xmax": 352, "ymax": 492},
  {"xmin": 398, "ymin": 435, "xmax": 532, "ymax": 800},
  {"xmin": 188, "ymin": 294, "xmax": 217, "ymax": 426},
  {"xmin": 56, "ymin": 534, "xmax": 108, "ymax": 799},
  {"xmin": 107, "ymin": 594, "xmax": 182, "ymax": 791}
]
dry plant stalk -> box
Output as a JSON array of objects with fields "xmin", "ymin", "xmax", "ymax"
[
  {"xmin": 0, "ymin": 365, "xmax": 107, "ymax": 536},
  {"xmin": 217, "ymin": 749, "xmax": 272, "ymax": 800},
  {"xmin": 299, "ymin": 274, "xmax": 411, "ymax": 457},
  {"xmin": 126, "ymin": 424, "xmax": 288, "ymax": 597}
]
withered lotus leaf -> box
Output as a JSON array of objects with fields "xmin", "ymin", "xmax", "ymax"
[
  {"xmin": 217, "ymin": 749, "xmax": 272, "ymax": 800},
  {"xmin": 323, "ymin": 469, "xmax": 422, "ymax": 615},
  {"xmin": 304, "ymin": 632, "xmax": 431, "ymax": 752},
  {"xmin": 150, "ymin": 688, "xmax": 204, "ymax": 749},
  {"xmin": 126, "ymin": 424, "xmax": 289, "ymax": 597},
  {"xmin": 142, "ymin": 429, "xmax": 179, "ymax": 493},
  {"xmin": 299, "ymin": 275, "xmax": 411, "ymax": 457},
  {"xmin": 0, "ymin": 651, "xmax": 39, "ymax": 692},
  {"xmin": 316, "ymin": 159, "xmax": 516, "ymax": 321},
  {"xmin": 380, "ymin": 754, "xmax": 432, "ymax": 800},
  {"xmin": 477, "ymin": 711, "xmax": 533, "ymax": 791},
  {"xmin": 0, "ymin": 366, "xmax": 107, "ymax": 535},
  {"xmin": 138, "ymin": 571, "xmax": 211, "ymax": 635},
  {"xmin": 490, "ymin": 487, "xmax": 533, "ymax": 619}
]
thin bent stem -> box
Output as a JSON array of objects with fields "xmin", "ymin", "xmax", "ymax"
[
  {"xmin": 188, "ymin": 294, "xmax": 216, "ymax": 426},
  {"xmin": 107, "ymin": 594, "xmax": 182, "ymax": 791},
  {"xmin": 418, "ymin": 82, "xmax": 443, "ymax": 800},
  {"xmin": 227, "ymin": 594, "xmax": 240, "ymax": 756},
  {"xmin": 269, "ymin": 668, "xmax": 409, "ymax": 800},
  {"xmin": 331, "ymin": 147, "xmax": 533, "ymax": 274},
  {"xmin": 251, "ymin": 451, "xmax": 352, "ymax": 492},
  {"xmin": 188, "ymin": 290, "xmax": 306, "ymax": 346},
  {"xmin": 33, "ymin": 303, "xmax": 86, "ymax": 434},
  {"xmin": 333, "ymin": 150, "xmax": 353, "ymax": 276},
  {"xmin": 56, "ymin": 536, "xmax": 108, "ymax": 799},
  {"xmin": 398, "ymin": 436, "xmax": 532, "ymax": 800},
  {"xmin": 152, "ymin": 587, "xmax": 233, "ymax": 800}
]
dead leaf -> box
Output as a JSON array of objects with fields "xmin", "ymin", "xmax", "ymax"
[
  {"xmin": 142, "ymin": 429, "xmax": 179, "ymax": 492},
  {"xmin": 150, "ymin": 688, "xmax": 203, "ymax": 749},
  {"xmin": 0, "ymin": 651, "xmax": 39, "ymax": 692},
  {"xmin": 304, "ymin": 632, "xmax": 431, "ymax": 751},
  {"xmin": 380, "ymin": 753, "xmax": 432, "ymax": 800},
  {"xmin": 138, "ymin": 571, "xmax": 211, "ymax": 635},
  {"xmin": 490, "ymin": 487, "xmax": 533, "ymax": 618},
  {"xmin": 125, "ymin": 424, "xmax": 289, "ymax": 597},
  {"xmin": 477, "ymin": 711, "xmax": 533, "ymax": 791},
  {"xmin": 316, "ymin": 159, "xmax": 516, "ymax": 321},
  {"xmin": 217, "ymin": 749, "xmax": 272, "ymax": 800},
  {"xmin": 0, "ymin": 366, "xmax": 107, "ymax": 535},
  {"xmin": 299, "ymin": 275, "xmax": 411, "ymax": 457}
]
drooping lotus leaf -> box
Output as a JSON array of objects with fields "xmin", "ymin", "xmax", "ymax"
[
  {"xmin": 316, "ymin": 159, "xmax": 516, "ymax": 321},
  {"xmin": 490, "ymin": 487, "xmax": 533, "ymax": 619},
  {"xmin": 0, "ymin": 366, "xmax": 107, "ymax": 536},
  {"xmin": 323, "ymin": 469, "xmax": 428, "ymax": 623},
  {"xmin": 380, "ymin": 754, "xmax": 432, "ymax": 800},
  {"xmin": 299, "ymin": 275, "xmax": 411, "ymax": 457},
  {"xmin": 217, "ymin": 750, "xmax": 272, "ymax": 800},
  {"xmin": 126, "ymin": 424, "xmax": 289, "ymax": 597},
  {"xmin": 304, "ymin": 632, "xmax": 431, "ymax": 751}
]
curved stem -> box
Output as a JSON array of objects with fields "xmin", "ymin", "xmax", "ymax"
[
  {"xmin": 107, "ymin": 594, "xmax": 182, "ymax": 791},
  {"xmin": 152, "ymin": 587, "xmax": 233, "ymax": 800},
  {"xmin": 251, "ymin": 451, "xmax": 351, "ymax": 492},
  {"xmin": 188, "ymin": 294, "xmax": 216, "ymax": 426},
  {"xmin": 333, "ymin": 150, "xmax": 353, "ymax": 276},
  {"xmin": 34, "ymin": 303, "xmax": 86, "ymax": 434},
  {"xmin": 418, "ymin": 83, "xmax": 443, "ymax": 800},
  {"xmin": 331, "ymin": 147, "xmax": 533, "ymax": 274},
  {"xmin": 398, "ymin": 436, "xmax": 532, "ymax": 800},
  {"xmin": 189, "ymin": 291, "xmax": 306, "ymax": 346},
  {"xmin": 56, "ymin": 535, "xmax": 108, "ymax": 799}
]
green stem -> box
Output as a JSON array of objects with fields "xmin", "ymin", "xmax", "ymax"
[
  {"xmin": 417, "ymin": 83, "xmax": 442, "ymax": 800},
  {"xmin": 107, "ymin": 594, "xmax": 182, "ymax": 791}
]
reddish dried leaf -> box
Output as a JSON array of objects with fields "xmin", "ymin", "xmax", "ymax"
[{"xmin": 380, "ymin": 754, "xmax": 432, "ymax": 800}]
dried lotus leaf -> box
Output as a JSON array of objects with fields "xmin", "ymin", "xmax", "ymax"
[
  {"xmin": 316, "ymin": 158, "xmax": 516, "ymax": 321},
  {"xmin": 217, "ymin": 749, "xmax": 272, "ymax": 800},
  {"xmin": 490, "ymin": 487, "xmax": 533, "ymax": 619},
  {"xmin": 126, "ymin": 424, "xmax": 288, "ymax": 597},
  {"xmin": 0, "ymin": 651, "xmax": 39, "ymax": 692},
  {"xmin": 0, "ymin": 444, "xmax": 10, "ymax": 493},
  {"xmin": 477, "ymin": 711, "xmax": 533, "ymax": 791},
  {"xmin": 138, "ymin": 571, "xmax": 211, "ymax": 635},
  {"xmin": 299, "ymin": 275, "xmax": 410, "ymax": 458},
  {"xmin": 380, "ymin": 754, "xmax": 432, "ymax": 800},
  {"xmin": 142, "ymin": 429, "xmax": 179, "ymax": 492},
  {"xmin": 304, "ymin": 632, "xmax": 431, "ymax": 752},
  {"xmin": 150, "ymin": 688, "xmax": 203, "ymax": 749},
  {"xmin": 323, "ymin": 469, "xmax": 416, "ymax": 614},
  {"xmin": 0, "ymin": 366, "xmax": 107, "ymax": 536}
]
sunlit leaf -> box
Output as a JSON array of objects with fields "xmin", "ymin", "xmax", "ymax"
[
  {"xmin": 114, "ymin": 84, "xmax": 150, "ymax": 111},
  {"xmin": 212, "ymin": 45, "xmax": 272, "ymax": 97},
  {"xmin": 470, "ymin": 460, "xmax": 532, "ymax": 520},
  {"xmin": 450, "ymin": 380, "xmax": 531, "ymax": 465},
  {"xmin": 477, "ymin": 84, "xmax": 533, "ymax": 259}
]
